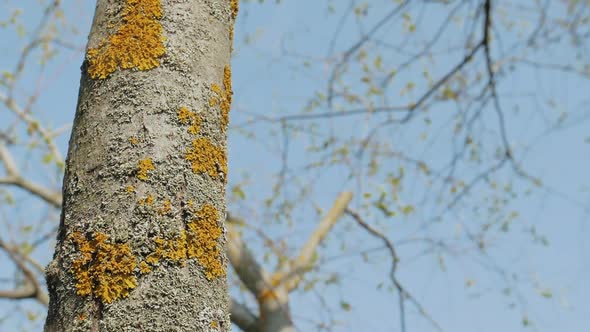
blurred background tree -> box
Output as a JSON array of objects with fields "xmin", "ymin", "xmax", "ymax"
[{"xmin": 1, "ymin": 0, "xmax": 589, "ymax": 331}]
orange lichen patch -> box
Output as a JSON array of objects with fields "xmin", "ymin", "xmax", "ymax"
[
  {"xmin": 142, "ymin": 204, "xmax": 225, "ymax": 280},
  {"xmin": 185, "ymin": 138, "xmax": 227, "ymax": 180},
  {"xmin": 257, "ymin": 289, "xmax": 279, "ymax": 303},
  {"xmin": 86, "ymin": 0, "xmax": 165, "ymax": 79},
  {"xmin": 158, "ymin": 198, "xmax": 172, "ymax": 215},
  {"xmin": 209, "ymin": 66, "xmax": 233, "ymax": 131},
  {"xmin": 229, "ymin": 0, "xmax": 238, "ymax": 48},
  {"xmin": 129, "ymin": 136, "xmax": 139, "ymax": 145},
  {"xmin": 210, "ymin": 321, "xmax": 219, "ymax": 328},
  {"xmin": 70, "ymin": 232, "xmax": 137, "ymax": 304},
  {"xmin": 188, "ymin": 124, "xmax": 201, "ymax": 135},
  {"xmin": 177, "ymin": 106, "xmax": 202, "ymax": 135},
  {"xmin": 138, "ymin": 194, "xmax": 154, "ymax": 206},
  {"xmin": 145, "ymin": 252, "xmax": 159, "ymax": 265},
  {"xmin": 137, "ymin": 158, "xmax": 155, "ymax": 181},
  {"xmin": 223, "ymin": 66, "xmax": 232, "ymax": 96},
  {"xmin": 229, "ymin": 25, "xmax": 235, "ymax": 48},
  {"xmin": 126, "ymin": 185, "xmax": 135, "ymax": 193},
  {"xmin": 146, "ymin": 232, "xmax": 188, "ymax": 265},
  {"xmin": 230, "ymin": 0, "xmax": 239, "ymax": 20},
  {"xmin": 186, "ymin": 204, "xmax": 225, "ymax": 280},
  {"xmin": 177, "ymin": 106, "xmax": 192, "ymax": 124},
  {"xmin": 138, "ymin": 261, "xmax": 152, "ymax": 274}
]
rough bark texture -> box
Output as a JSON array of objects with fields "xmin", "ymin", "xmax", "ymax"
[{"xmin": 44, "ymin": 0, "xmax": 235, "ymax": 331}]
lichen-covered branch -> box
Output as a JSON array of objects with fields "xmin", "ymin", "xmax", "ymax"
[{"xmin": 44, "ymin": 1, "xmax": 237, "ymax": 331}]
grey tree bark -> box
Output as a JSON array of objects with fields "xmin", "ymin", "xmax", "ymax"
[{"xmin": 44, "ymin": 0, "xmax": 236, "ymax": 331}]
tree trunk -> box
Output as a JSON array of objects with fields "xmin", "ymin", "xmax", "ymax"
[{"xmin": 44, "ymin": 0, "xmax": 236, "ymax": 331}]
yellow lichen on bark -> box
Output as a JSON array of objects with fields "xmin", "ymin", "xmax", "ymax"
[
  {"xmin": 209, "ymin": 66, "xmax": 233, "ymax": 131},
  {"xmin": 138, "ymin": 261, "xmax": 152, "ymax": 274},
  {"xmin": 158, "ymin": 198, "xmax": 172, "ymax": 215},
  {"xmin": 222, "ymin": 66, "xmax": 233, "ymax": 129},
  {"xmin": 186, "ymin": 204, "xmax": 225, "ymax": 280},
  {"xmin": 70, "ymin": 232, "xmax": 137, "ymax": 304},
  {"xmin": 229, "ymin": 0, "xmax": 239, "ymax": 48},
  {"xmin": 178, "ymin": 106, "xmax": 193, "ymax": 124},
  {"xmin": 142, "ymin": 204, "xmax": 225, "ymax": 280},
  {"xmin": 146, "ymin": 232, "xmax": 189, "ymax": 265},
  {"xmin": 229, "ymin": 24, "xmax": 234, "ymax": 47},
  {"xmin": 86, "ymin": 0, "xmax": 165, "ymax": 79},
  {"xmin": 68, "ymin": 204, "xmax": 224, "ymax": 305},
  {"xmin": 177, "ymin": 106, "xmax": 202, "ymax": 135},
  {"xmin": 231, "ymin": 0, "xmax": 239, "ymax": 20},
  {"xmin": 185, "ymin": 138, "xmax": 227, "ymax": 180},
  {"xmin": 137, "ymin": 158, "xmax": 155, "ymax": 181},
  {"xmin": 138, "ymin": 194, "xmax": 154, "ymax": 206}
]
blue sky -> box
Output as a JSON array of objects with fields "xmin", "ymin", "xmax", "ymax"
[{"xmin": 1, "ymin": 0, "xmax": 589, "ymax": 331}]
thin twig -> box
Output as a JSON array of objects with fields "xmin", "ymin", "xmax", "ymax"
[
  {"xmin": 0, "ymin": 238, "xmax": 49, "ymax": 306},
  {"xmin": 345, "ymin": 208, "xmax": 444, "ymax": 332}
]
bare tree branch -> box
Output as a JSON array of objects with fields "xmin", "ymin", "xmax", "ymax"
[
  {"xmin": 345, "ymin": 208, "xmax": 444, "ymax": 332},
  {"xmin": 226, "ymin": 218, "xmax": 274, "ymax": 297},
  {"xmin": 327, "ymin": 1, "xmax": 411, "ymax": 108},
  {"xmin": 230, "ymin": 298, "xmax": 258, "ymax": 332},
  {"xmin": 482, "ymin": 0, "xmax": 538, "ymax": 186},
  {"xmin": 0, "ymin": 238, "xmax": 48, "ymax": 306},
  {"xmin": 0, "ymin": 143, "xmax": 19, "ymax": 176},
  {"xmin": 227, "ymin": 216, "xmax": 294, "ymax": 331},
  {"xmin": 281, "ymin": 191, "xmax": 353, "ymax": 291},
  {"xmin": 229, "ymin": 214, "xmax": 289, "ymax": 268},
  {"xmin": 0, "ymin": 93, "xmax": 64, "ymax": 165},
  {"xmin": 0, "ymin": 143, "xmax": 62, "ymax": 208}
]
